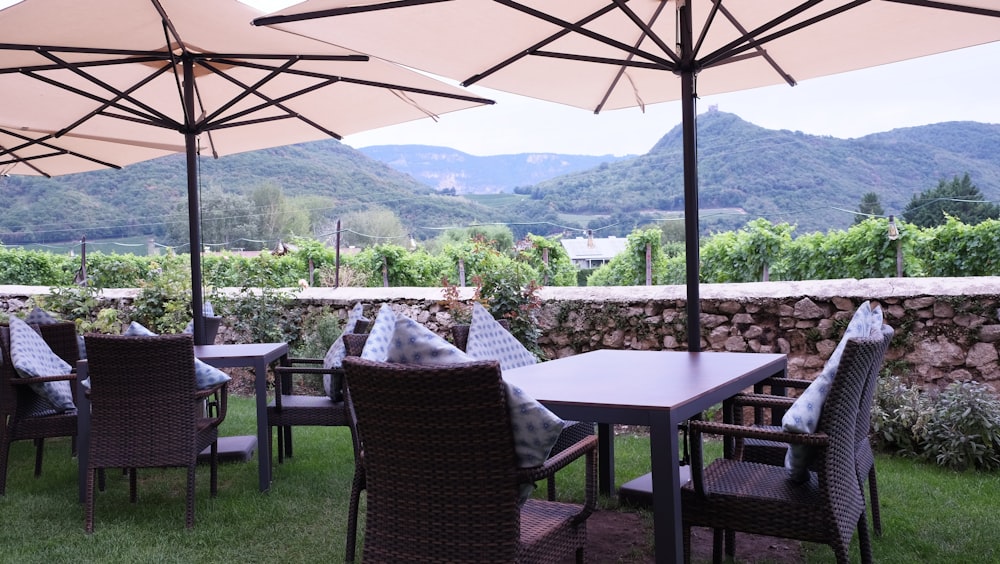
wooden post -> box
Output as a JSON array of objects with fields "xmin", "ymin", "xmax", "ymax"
[
  {"xmin": 382, "ymin": 255, "xmax": 389, "ymax": 287},
  {"xmin": 542, "ymin": 247, "xmax": 550, "ymax": 285},
  {"xmin": 308, "ymin": 258, "xmax": 315, "ymax": 287},
  {"xmin": 334, "ymin": 219, "xmax": 341, "ymax": 288},
  {"xmin": 645, "ymin": 242, "xmax": 652, "ymax": 286},
  {"xmin": 458, "ymin": 258, "xmax": 466, "ymax": 287}
]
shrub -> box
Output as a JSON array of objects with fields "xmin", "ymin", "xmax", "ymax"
[
  {"xmin": 921, "ymin": 381, "xmax": 1000, "ymax": 471},
  {"xmin": 874, "ymin": 375, "xmax": 1000, "ymax": 470}
]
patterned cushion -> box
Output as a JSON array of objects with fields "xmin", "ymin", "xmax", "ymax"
[
  {"xmin": 24, "ymin": 307, "xmax": 60, "ymax": 325},
  {"xmin": 465, "ymin": 302, "xmax": 537, "ymax": 371},
  {"xmin": 323, "ymin": 303, "xmax": 369, "ymax": 401},
  {"xmin": 782, "ymin": 301, "xmax": 883, "ymax": 482},
  {"xmin": 385, "ymin": 315, "xmax": 473, "ymax": 365},
  {"xmin": 124, "ymin": 322, "xmax": 231, "ymax": 390},
  {"xmin": 360, "ymin": 304, "xmax": 397, "ymax": 362},
  {"xmin": 8, "ymin": 317, "xmax": 75, "ymax": 412}
]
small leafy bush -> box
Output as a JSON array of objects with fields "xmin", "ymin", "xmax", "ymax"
[
  {"xmin": 874, "ymin": 375, "xmax": 1000, "ymax": 470},
  {"xmin": 921, "ymin": 381, "xmax": 1000, "ymax": 471}
]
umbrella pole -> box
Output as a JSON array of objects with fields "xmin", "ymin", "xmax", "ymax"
[
  {"xmin": 679, "ymin": 4, "xmax": 701, "ymax": 353},
  {"xmin": 183, "ymin": 56, "xmax": 207, "ymax": 345}
]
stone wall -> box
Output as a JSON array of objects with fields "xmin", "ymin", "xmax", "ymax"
[{"xmin": 3, "ymin": 277, "xmax": 999, "ymax": 393}]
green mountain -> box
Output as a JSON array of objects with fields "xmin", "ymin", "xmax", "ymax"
[
  {"xmin": 518, "ymin": 110, "xmax": 1000, "ymax": 233},
  {"xmin": 0, "ymin": 140, "xmax": 497, "ymax": 245},
  {"xmin": 2, "ymin": 110, "xmax": 998, "ymax": 245}
]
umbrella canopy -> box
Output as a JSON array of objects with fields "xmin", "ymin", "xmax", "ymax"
[
  {"xmin": 255, "ymin": 0, "xmax": 1000, "ymax": 353},
  {"xmin": 0, "ymin": 0, "xmax": 492, "ymax": 342}
]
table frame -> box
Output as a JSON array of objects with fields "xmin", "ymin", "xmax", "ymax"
[
  {"xmin": 503, "ymin": 349, "xmax": 786, "ymax": 564},
  {"xmin": 77, "ymin": 342, "xmax": 289, "ymax": 501}
]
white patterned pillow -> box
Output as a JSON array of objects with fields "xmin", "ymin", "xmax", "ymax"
[
  {"xmin": 8, "ymin": 317, "xmax": 76, "ymax": 412},
  {"xmin": 505, "ymin": 383, "xmax": 565, "ymax": 468},
  {"xmin": 783, "ymin": 301, "xmax": 883, "ymax": 481},
  {"xmin": 124, "ymin": 322, "xmax": 231, "ymax": 390},
  {"xmin": 24, "ymin": 307, "xmax": 60, "ymax": 325},
  {"xmin": 385, "ymin": 315, "xmax": 473, "ymax": 365},
  {"xmin": 323, "ymin": 303, "xmax": 369, "ymax": 401},
  {"xmin": 182, "ymin": 302, "xmax": 216, "ymax": 334},
  {"xmin": 360, "ymin": 304, "xmax": 397, "ymax": 362},
  {"xmin": 465, "ymin": 302, "xmax": 537, "ymax": 371}
]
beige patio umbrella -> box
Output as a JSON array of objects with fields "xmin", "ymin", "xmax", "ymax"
[
  {"xmin": 0, "ymin": 0, "xmax": 492, "ymax": 342},
  {"xmin": 255, "ymin": 0, "xmax": 1000, "ymax": 353}
]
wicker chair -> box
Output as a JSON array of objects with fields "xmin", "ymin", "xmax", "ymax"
[
  {"xmin": 732, "ymin": 325, "xmax": 894, "ymax": 538},
  {"xmin": 0, "ymin": 321, "xmax": 80, "ymax": 495},
  {"xmin": 268, "ymin": 320, "xmax": 370, "ymax": 465},
  {"xmin": 452, "ymin": 322, "xmax": 596, "ymax": 501},
  {"xmin": 82, "ymin": 334, "xmax": 228, "ymax": 532},
  {"xmin": 342, "ymin": 356, "xmax": 597, "ymax": 563},
  {"xmin": 680, "ymin": 336, "xmax": 882, "ymax": 564}
]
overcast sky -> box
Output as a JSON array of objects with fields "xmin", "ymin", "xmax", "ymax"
[
  {"xmin": 244, "ymin": 1, "xmax": 1000, "ymax": 156},
  {"xmin": 4, "ymin": 0, "xmax": 998, "ymax": 157}
]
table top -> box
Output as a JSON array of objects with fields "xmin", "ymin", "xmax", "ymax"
[
  {"xmin": 193, "ymin": 342, "xmax": 288, "ymax": 367},
  {"xmin": 503, "ymin": 349, "xmax": 786, "ymax": 421}
]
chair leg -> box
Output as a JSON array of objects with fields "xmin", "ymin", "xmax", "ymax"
[
  {"xmin": 210, "ymin": 441, "xmax": 219, "ymax": 497},
  {"xmin": 857, "ymin": 511, "xmax": 873, "ymax": 564},
  {"xmin": 547, "ymin": 475, "xmax": 557, "ymax": 501},
  {"xmin": 284, "ymin": 425, "xmax": 293, "ymax": 458},
  {"xmin": 345, "ymin": 467, "xmax": 366, "ymax": 563},
  {"xmin": 185, "ymin": 465, "xmax": 196, "ymax": 529},
  {"xmin": 868, "ymin": 466, "xmax": 883, "ymax": 536},
  {"xmin": 276, "ymin": 426, "xmax": 285, "ymax": 464},
  {"xmin": 682, "ymin": 525, "xmax": 692, "ymax": 564},
  {"xmin": 712, "ymin": 528, "xmax": 724, "ymax": 564},
  {"xmin": 84, "ymin": 467, "xmax": 97, "ymax": 534},
  {"xmin": 0, "ymin": 438, "xmax": 10, "ymax": 495},
  {"xmin": 34, "ymin": 438, "xmax": 44, "ymax": 476},
  {"xmin": 128, "ymin": 468, "xmax": 138, "ymax": 503}
]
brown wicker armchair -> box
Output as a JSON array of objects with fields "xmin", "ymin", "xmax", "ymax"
[
  {"xmin": 342, "ymin": 356, "xmax": 597, "ymax": 563},
  {"xmin": 452, "ymin": 322, "xmax": 596, "ymax": 501},
  {"xmin": 732, "ymin": 325, "xmax": 893, "ymax": 537},
  {"xmin": 680, "ymin": 336, "xmax": 882, "ymax": 564},
  {"xmin": 82, "ymin": 334, "xmax": 228, "ymax": 532},
  {"xmin": 268, "ymin": 319, "xmax": 370, "ymax": 465},
  {"xmin": 0, "ymin": 321, "xmax": 80, "ymax": 495}
]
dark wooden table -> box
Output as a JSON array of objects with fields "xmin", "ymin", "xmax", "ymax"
[
  {"xmin": 194, "ymin": 343, "xmax": 289, "ymax": 492},
  {"xmin": 503, "ymin": 349, "xmax": 787, "ymax": 564},
  {"xmin": 77, "ymin": 342, "xmax": 289, "ymax": 500}
]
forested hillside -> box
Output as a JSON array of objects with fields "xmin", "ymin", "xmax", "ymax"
[
  {"xmin": 2, "ymin": 110, "xmax": 998, "ymax": 245},
  {"xmin": 519, "ymin": 110, "xmax": 1000, "ymax": 232}
]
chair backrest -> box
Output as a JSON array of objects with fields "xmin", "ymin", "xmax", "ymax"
[
  {"xmin": 450, "ymin": 319, "xmax": 510, "ymax": 352},
  {"xmin": 342, "ymin": 333, "xmax": 369, "ymax": 358},
  {"xmin": 342, "ymin": 357, "xmax": 522, "ymax": 562},
  {"xmin": 84, "ymin": 334, "xmax": 200, "ymax": 468},
  {"xmin": 813, "ymin": 335, "xmax": 884, "ymax": 549},
  {"xmin": 1, "ymin": 322, "xmax": 79, "ymax": 416},
  {"xmin": 856, "ymin": 325, "xmax": 894, "ymax": 445}
]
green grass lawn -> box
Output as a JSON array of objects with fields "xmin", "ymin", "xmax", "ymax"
[{"xmin": 2, "ymin": 397, "xmax": 997, "ymax": 563}]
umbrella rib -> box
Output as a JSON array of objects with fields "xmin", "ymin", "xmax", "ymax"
[
  {"xmin": 0, "ymin": 142, "xmax": 50, "ymax": 177},
  {"xmin": 464, "ymin": 0, "xmax": 676, "ymax": 87},
  {"xmin": 253, "ymin": 0, "xmax": 451, "ymax": 26},
  {"xmin": 715, "ymin": 2, "xmax": 797, "ymax": 87},
  {"xmin": 594, "ymin": 0, "xmax": 672, "ymax": 114},
  {"xmin": 700, "ymin": 0, "xmax": 865, "ymax": 70},
  {"xmin": 0, "ymin": 54, "xmax": 168, "ymax": 76},
  {"xmin": 196, "ymin": 58, "xmax": 300, "ymax": 129},
  {"xmin": 27, "ymin": 49, "xmax": 182, "ymax": 130},
  {"xmin": 195, "ymin": 61, "xmax": 344, "ymax": 139},
  {"xmin": 884, "ymin": 0, "xmax": 1000, "ymax": 17}
]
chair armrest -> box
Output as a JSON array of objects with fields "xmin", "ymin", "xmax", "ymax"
[
  {"xmin": 286, "ymin": 357, "xmax": 324, "ymax": 366},
  {"xmin": 10, "ymin": 373, "xmax": 76, "ymax": 386},
  {"xmin": 517, "ymin": 435, "xmax": 598, "ymax": 522},
  {"xmin": 688, "ymin": 419, "xmax": 828, "ymax": 496},
  {"xmin": 273, "ymin": 364, "xmax": 340, "ymax": 397},
  {"xmin": 689, "ymin": 419, "xmax": 829, "ymax": 447},
  {"xmin": 196, "ymin": 381, "xmax": 229, "ymax": 425},
  {"xmin": 731, "ymin": 392, "xmax": 795, "ymax": 410},
  {"xmin": 757, "ymin": 376, "xmax": 811, "ymax": 391}
]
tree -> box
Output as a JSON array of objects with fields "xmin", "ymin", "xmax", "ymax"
[
  {"xmin": 854, "ymin": 192, "xmax": 885, "ymax": 225},
  {"xmin": 902, "ymin": 173, "xmax": 1000, "ymax": 228},
  {"xmin": 334, "ymin": 207, "xmax": 407, "ymax": 248},
  {"xmin": 168, "ymin": 187, "xmax": 257, "ymax": 250}
]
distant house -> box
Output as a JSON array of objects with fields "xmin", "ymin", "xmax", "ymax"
[{"xmin": 560, "ymin": 235, "xmax": 628, "ymax": 269}]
